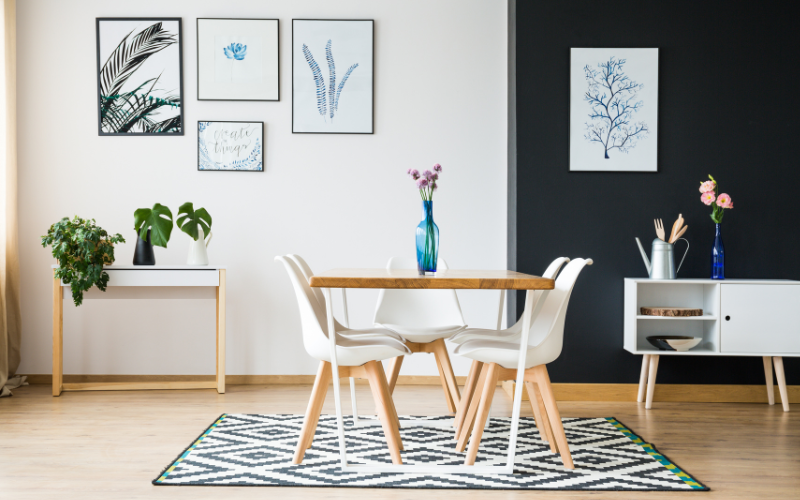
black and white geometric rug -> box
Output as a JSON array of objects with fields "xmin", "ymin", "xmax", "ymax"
[{"xmin": 153, "ymin": 414, "xmax": 707, "ymax": 491}]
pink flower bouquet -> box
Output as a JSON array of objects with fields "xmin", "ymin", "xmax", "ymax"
[{"xmin": 699, "ymin": 175, "xmax": 733, "ymax": 223}]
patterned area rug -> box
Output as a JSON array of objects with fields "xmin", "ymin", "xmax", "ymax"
[{"xmin": 153, "ymin": 414, "xmax": 707, "ymax": 491}]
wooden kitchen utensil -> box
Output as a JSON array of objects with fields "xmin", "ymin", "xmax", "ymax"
[
  {"xmin": 670, "ymin": 225, "xmax": 688, "ymax": 243},
  {"xmin": 654, "ymin": 219, "xmax": 666, "ymax": 241}
]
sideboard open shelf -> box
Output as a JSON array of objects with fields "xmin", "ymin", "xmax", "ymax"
[{"xmin": 624, "ymin": 278, "xmax": 798, "ymax": 411}]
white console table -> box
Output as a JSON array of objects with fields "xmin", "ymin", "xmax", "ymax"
[
  {"xmin": 624, "ymin": 278, "xmax": 797, "ymax": 411},
  {"xmin": 52, "ymin": 265, "xmax": 226, "ymax": 396}
]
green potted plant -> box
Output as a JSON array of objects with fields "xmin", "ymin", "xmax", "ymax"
[
  {"xmin": 133, "ymin": 203, "xmax": 173, "ymax": 265},
  {"xmin": 41, "ymin": 216, "xmax": 125, "ymax": 306},
  {"xmin": 177, "ymin": 202, "xmax": 213, "ymax": 265}
]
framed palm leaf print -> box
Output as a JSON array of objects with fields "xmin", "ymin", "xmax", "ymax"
[{"xmin": 96, "ymin": 18, "xmax": 184, "ymax": 135}]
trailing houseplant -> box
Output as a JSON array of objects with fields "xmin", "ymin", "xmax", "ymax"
[{"xmin": 41, "ymin": 216, "xmax": 125, "ymax": 306}]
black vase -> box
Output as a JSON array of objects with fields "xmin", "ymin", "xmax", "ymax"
[{"xmin": 133, "ymin": 229, "xmax": 155, "ymax": 265}]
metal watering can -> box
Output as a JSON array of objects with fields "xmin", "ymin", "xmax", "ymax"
[{"xmin": 635, "ymin": 237, "xmax": 689, "ymax": 279}]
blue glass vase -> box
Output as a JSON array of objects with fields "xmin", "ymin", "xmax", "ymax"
[
  {"xmin": 416, "ymin": 200, "xmax": 439, "ymax": 275},
  {"xmin": 711, "ymin": 223, "xmax": 725, "ymax": 279}
]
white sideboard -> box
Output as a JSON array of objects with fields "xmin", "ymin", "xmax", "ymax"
[{"xmin": 624, "ymin": 278, "xmax": 797, "ymax": 411}]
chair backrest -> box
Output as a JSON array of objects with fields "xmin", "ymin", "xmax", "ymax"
[
  {"xmin": 524, "ymin": 258, "xmax": 593, "ymax": 361},
  {"xmin": 288, "ymin": 254, "xmax": 347, "ymax": 329},
  {"xmin": 373, "ymin": 257, "xmax": 466, "ymax": 328},
  {"xmin": 275, "ymin": 255, "xmax": 331, "ymax": 358}
]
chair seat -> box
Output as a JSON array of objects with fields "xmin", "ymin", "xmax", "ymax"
[
  {"xmin": 338, "ymin": 328, "xmax": 404, "ymax": 342},
  {"xmin": 377, "ymin": 323, "xmax": 467, "ymax": 343},
  {"xmin": 307, "ymin": 329, "xmax": 411, "ymax": 367},
  {"xmin": 453, "ymin": 338, "xmax": 554, "ymax": 370},
  {"xmin": 448, "ymin": 324, "xmax": 522, "ymax": 345}
]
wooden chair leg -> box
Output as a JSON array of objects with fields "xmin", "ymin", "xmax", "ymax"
[
  {"xmin": 376, "ymin": 360, "xmax": 404, "ymax": 450},
  {"xmin": 637, "ymin": 354, "xmax": 651, "ymax": 403},
  {"xmin": 456, "ymin": 363, "xmax": 488, "ymax": 451},
  {"xmin": 773, "ymin": 357, "xmax": 790, "ymax": 412},
  {"xmin": 434, "ymin": 347, "xmax": 458, "ymax": 413},
  {"xmin": 763, "ymin": 356, "xmax": 775, "ymax": 405},
  {"xmin": 294, "ymin": 361, "xmax": 332, "ymax": 464},
  {"xmin": 464, "ymin": 363, "xmax": 499, "ymax": 465},
  {"xmin": 526, "ymin": 381, "xmax": 557, "ymax": 453},
  {"xmin": 645, "ymin": 354, "xmax": 660, "ymax": 410},
  {"xmin": 432, "ymin": 339, "xmax": 461, "ymax": 408},
  {"xmin": 454, "ymin": 360, "xmax": 483, "ymax": 432},
  {"xmin": 364, "ymin": 361, "xmax": 404, "ymax": 464},
  {"xmin": 533, "ymin": 365, "xmax": 574, "ymax": 469},
  {"xmin": 386, "ymin": 356, "xmax": 404, "ymax": 394}
]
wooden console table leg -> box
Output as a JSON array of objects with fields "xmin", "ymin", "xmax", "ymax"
[
  {"xmin": 773, "ymin": 356, "xmax": 789, "ymax": 412},
  {"xmin": 216, "ymin": 269, "xmax": 226, "ymax": 394},
  {"xmin": 637, "ymin": 354, "xmax": 650, "ymax": 403},
  {"xmin": 52, "ymin": 271, "xmax": 63, "ymax": 397},
  {"xmin": 763, "ymin": 356, "xmax": 775, "ymax": 405},
  {"xmin": 645, "ymin": 355, "xmax": 659, "ymax": 409}
]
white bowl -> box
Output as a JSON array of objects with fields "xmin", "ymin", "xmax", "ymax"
[{"xmin": 665, "ymin": 337, "xmax": 702, "ymax": 351}]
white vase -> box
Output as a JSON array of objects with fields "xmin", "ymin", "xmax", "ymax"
[{"xmin": 187, "ymin": 226, "xmax": 212, "ymax": 266}]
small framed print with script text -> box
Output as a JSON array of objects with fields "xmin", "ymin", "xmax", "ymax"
[{"xmin": 197, "ymin": 121, "xmax": 264, "ymax": 171}]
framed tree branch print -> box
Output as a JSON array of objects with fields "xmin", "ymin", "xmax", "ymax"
[
  {"xmin": 96, "ymin": 18, "xmax": 184, "ymax": 135},
  {"xmin": 292, "ymin": 19, "xmax": 374, "ymax": 134},
  {"xmin": 197, "ymin": 19, "xmax": 279, "ymax": 101},
  {"xmin": 569, "ymin": 48, "xmax": 659, "ymax": 172}
]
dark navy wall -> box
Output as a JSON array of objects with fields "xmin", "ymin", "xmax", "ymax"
[{"xmin": 514, "ymin": 0, "xmax": 799, "ymax": 384}]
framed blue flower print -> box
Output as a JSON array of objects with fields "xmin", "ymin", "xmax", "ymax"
[{"xmin": 197, "ymin": 19, "xmax": 279, "ymax": 101}]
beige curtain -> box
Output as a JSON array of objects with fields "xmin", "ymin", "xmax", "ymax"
[{"xmin": 1, "ymin": 0, "xmax": 22, "ymax": 398}]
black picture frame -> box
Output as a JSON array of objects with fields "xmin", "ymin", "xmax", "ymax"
[
  {"xmin": 197, "ymin": 121, "xmax": 264, "ymax": 172},
  {"xmin": 96, "ymin": 18, "xmax": 184, "ymax": 136},
  {"xmin": 197, "ymin": 18, "xmax": 280, "ymax": 102},
  {"xmin": 292, "ymin": 19, "xmax": 374, "ymax": 134}
]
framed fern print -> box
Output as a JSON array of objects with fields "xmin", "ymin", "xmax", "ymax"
[
  {"xmin": 96, "ymin": 18, "xmax": 184, "ymax": 136},
  {"xmin": 197, "ymin": 19, "xmax": 279, "ymax": 101},
  {"xmin": 198, "ymin": 121, "xmax": 264, "ymax": 172},
  {"xmin": 292, "ymin": 19, "xmax": 374, "ymax": 134}
]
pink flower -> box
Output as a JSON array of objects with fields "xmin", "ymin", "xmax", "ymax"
[
  {"xmin": 701, "ymin": 192, "xmax": 716, "ymax": 205},
  {"xmin": 416, "ymin": 178, "xmax": 429, "ymax": 189},
  {"xmin": 699, "ymin": 180, "xmax": 716, "ymax": 193},
  {"xmin": 716, "ymin": 193, "xmax": 733, "ymax": 208},
  {"xmin": 433, "ymin": 163, "xmax": 442, "ymax": 172},
  {"xmin": 407, "ymin": 169, "xmax": 420, "ymax": 180},
  {"xmin": 431, "ymin": 181, "xmax": 438, "ymax": 191},
  {"xmin": 422, "ymin": 170, "xmax": 434, "ymax": 180}
]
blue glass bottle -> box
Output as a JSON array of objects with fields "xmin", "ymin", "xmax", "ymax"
[
  {"xmin": 711, "ymin": 223, "xmax": 725, "ymax": 279},
  {"xmin": 416, "ymin": 200, "xmax": 439, "ymax": 275}
]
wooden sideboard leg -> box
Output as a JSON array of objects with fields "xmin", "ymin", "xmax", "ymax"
[
  {"xmin": 763, "ymin": 356, "xmax": 775, "ymax": 406},
  {"xmin": 637, "ymin": 354, "xmax": 650, "ymax": 403},
  {"xmin": 52, "ymin": 271, "xmax": 63, "ymax": 397},
  {"xmin": 216, "ymin": 269, "xmax": 226, "ymax": 394},
  {"xmin": 645, "ymin": 355, "xmax": 659, "ymax": 410},
  {"xmin": 773, "ymin": 356, "xmax": 789, "ymax": 412}
]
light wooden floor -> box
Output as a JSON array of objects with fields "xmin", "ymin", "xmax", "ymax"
[{"xmin": 1, "ymin": 384, "xmax": 798, "ymax": 499}]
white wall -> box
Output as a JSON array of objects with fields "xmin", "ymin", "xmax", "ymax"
[{"xmin": 16, "ymin": 0, "xmax": 507, "ymax": 377}]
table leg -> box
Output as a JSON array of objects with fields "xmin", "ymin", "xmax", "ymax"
[
  {"xmin": 645, "ymin": 355, "xmax": 659, "ymax": 410},
  {"xmin": 324, "ymin": 288, "xmax": 349, "ymax": 468},
  {"xmin": 773, "ymin": 356, "xmax": 790, "ymax": 412},
  {"xmin": 763, "ymin": 356, "xmax": 775, "ymax": 406},
  {"xmin": 216, "ymin": 269, "xmax": 226, "ymax": 394},
  {"xmin": 52, "ymin": 271, "xmax": 63, "ymax": 397},
  {"xmin": 637, "ymin": 354, "xmax": 650, "ymax": 403}
]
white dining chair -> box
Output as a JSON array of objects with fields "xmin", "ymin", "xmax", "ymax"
[
  {"xmin": 449, "ymin": 257, "xmax": 570, "ymax": 435},
  {"xmin": 453, "ymin": 258, "xmax": 593, "ymax": 469},
  {"xmin": 373, "ymin": 257, "xmax": 467, "ymax": 413},
  {"xmin": 276, "ymin": 255, "xmax": 412, "ymax": 465}
]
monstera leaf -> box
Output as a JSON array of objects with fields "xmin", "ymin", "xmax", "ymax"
[
  {"xmin": 176, "ymin": 202, "xmax": 212, "ymax": 241},
  {"xmin": 133, "ymin": 203, "xmax": 173, "ymax": 248}
]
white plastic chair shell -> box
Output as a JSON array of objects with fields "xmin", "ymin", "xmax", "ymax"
[
  {"xmin": 453, "ymin": 258, "xmax": 593, "ymax": 369},
  {"xmin": 373, "ymin": 257, "xmax": 467, "ymax": 342},
  {"xmin": 275, "ymin": 256, "xmax": 410, "ymax": 366}
]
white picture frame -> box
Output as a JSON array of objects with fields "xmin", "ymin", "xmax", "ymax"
[
  {"xmin": 197, "ymin": 19, "xmax": 279, "ymax": 101},
  {"xmin": 198, "ymin": 121, "xmax": 264, "ymax": 172},
  {"xmin": 570, "ymin": 48, "xmax": 659, "ymax": 172},
  {"xmin": 292, "ymin": 19, "xmax": 374, "ymax": 134}
]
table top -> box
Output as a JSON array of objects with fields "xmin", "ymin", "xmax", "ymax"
[{"xmin": 309, "ymin": 269, "xmax": 554, "ymax": 290}]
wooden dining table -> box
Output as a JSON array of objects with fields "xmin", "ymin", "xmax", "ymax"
[{"xmin": 309, "ymin": 268, "xmax": 555, "ymax": 475}]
